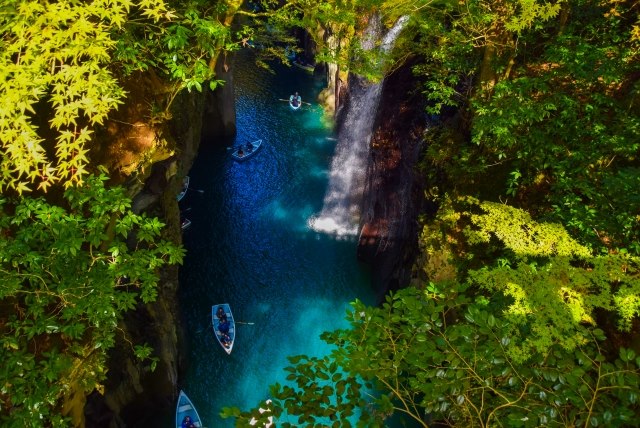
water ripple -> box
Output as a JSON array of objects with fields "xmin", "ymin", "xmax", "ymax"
[{"xmin": 174, "ymin": 51, "xmax": 375, "ymax": 428}]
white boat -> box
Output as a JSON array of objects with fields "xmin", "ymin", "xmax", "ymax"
[
  {"xmin": 177, "ymin": 176, "xmax": 190, "ymax": 201},
  {"xmin": 212, "ymin": 303, "xmax": 235, "ymax": 354},
  {"xmin": 289, "ymin": 96, "xmax": 302, "ymax": 110},
  {"xmin": 175, "ymin": 390, "xmax": 202, "ymax": 428},
  {"xmin": 230, "ymin": 139, "xmax": 262, "ymax": 162}
]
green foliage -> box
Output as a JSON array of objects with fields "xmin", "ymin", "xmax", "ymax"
[
  {"xmin": 470, "ymin": 254, "xmax": 640, "ymax": 359},
  {"xmin": 417, "ymin": 0, "xmax": 640, "ymax": 256},
  {"xmin": 0, "ymin": 0, "xmax": 170, "ymax": 192},
  {"xmin": 407, "ymin": 0, "xmax": 564, "ymax": 115},
  {"xmin": 504, "ymin": 0, "xmax": 563, "ymax": 33},
  {"xmin": 253, "ymin": 0, "xmax": 421, "ymax": 82},
  {"xmin": 114, "ymin": 0, "xmax": 238, "ymax": 106},
  {"xmin": 370, "ymin": 285, "xmax": 640, "ymax": 427},
  {"xmin": 224, "ymin": 354, "xmax": 382, "ymax": 428},
  {"xmin": 469, "ymin": 2, "xmax": 639, "ymax": 253},
  {"xmin": 0, "ymin": 173, "xmax": 184, "ymax": 425},
  {"xmin": 463, "ymin": 198, "xmax": 592, "ymax": 258},
  {"xmin": 411, "ymin": 3, "xmax": 478, "ymax": 114},
  {"xmin": 231, "ymin": 286, "xmax": 640, "ymax": 427},
  {"xmin": 1, "ymin": 0, "xmax": 242, "ymax": 193},
  {"xmin": 437, "ymin": 197, "xmax": 640, "ymax": 360}
]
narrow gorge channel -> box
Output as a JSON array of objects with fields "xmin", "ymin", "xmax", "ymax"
[{"xmin": 170, "ymin": 52, "xmax": 376, "ymax": 427}]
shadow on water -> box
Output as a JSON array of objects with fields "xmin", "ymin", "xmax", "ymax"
[{"xmin": 169, "ymin": 50, "xmax": 377, "ymax": 427}]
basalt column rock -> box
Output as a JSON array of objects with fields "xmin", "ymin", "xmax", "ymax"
[
  {"xmin": 84, "ymin": 81, "xmax": 208, "ymax": 427},
  {"xmin": 357, "ymin": 60, "xmax": 428, "ymax": 301},
  {"xmin": 202, "ymin": 51, "xmax": 237, "ymax": 139}
]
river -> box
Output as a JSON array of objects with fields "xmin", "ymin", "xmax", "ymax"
[{"xmin": 174, "ymin": 51, "xmax": 376, "ymax": 427}]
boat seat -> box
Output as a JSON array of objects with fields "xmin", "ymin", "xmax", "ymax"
[{"xmin": 178, "ymin": 404, "xmax": 193, "ymax": 412}]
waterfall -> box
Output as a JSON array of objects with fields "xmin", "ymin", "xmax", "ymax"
[{"xmin": 311, "ymin": 15, "xmax": 409, "ymax": 237}]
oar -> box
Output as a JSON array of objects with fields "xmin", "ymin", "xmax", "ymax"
[
  {"xmin": 196, "ymin": 320, "xmax": 254, "ymax": 332},
  {"xmin": 278, "ymin": 98, "xmax": 312, "ymax": 106},
  {"xmin": 188, "ymin": 187, "xmax": 204, "ymax": 193},
  {"xmin": 226, "ymin": 143, "xmax": 257, "ymax": 151}
]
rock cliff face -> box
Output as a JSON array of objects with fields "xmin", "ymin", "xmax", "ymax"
[
  {"xmin": 356, "ymin": 60, "xmax": 429, "ymax": 301},
  {"xmin": 202, "ymin": 51, "xmax": 237, "ymax": 139},
  {"xmin": 83, "ymin": 54, "xmax": 234, "ymax": 427}
]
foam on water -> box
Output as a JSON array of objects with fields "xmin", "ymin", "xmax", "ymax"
[{"xmin": 312, "ymin": 15, "xmax": 409, "ymax": 237}]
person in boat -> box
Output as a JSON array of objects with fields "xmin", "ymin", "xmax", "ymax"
[
  {"xmin": 221, "ymin": 332, "xmax": 232, "ymax": 348},
  {"xmin": 218, "ymin": 318, "xmax": 231, "ymax": 347},
  {"xmin": 245, "ymin": 142, "xmax": 254, "ymax": 152},
  {"xmin": 216, "ymin": 306, "xmax": 227, "ymax": 323},
  {"xmin": 237, "ymin": 146, "xmax": 244, "ymax": 157},
  {"xmin": 289, "ymin": 92, "xmax": 301, "ymax": 107},
  {"xmin": 181, "ymin": 416, "xmax": 193, "ymax": 428},
  {"xmin": 218, "ymin": 318, "xmax": 230, "ymax": 335}
]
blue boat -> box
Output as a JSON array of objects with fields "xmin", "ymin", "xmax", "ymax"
[
  {"xmin": 180, "ymin": 217, "xmax": 192, "ymax": 231},
  {"xmin": 175, "ymin": 390, "xmax": 202, "ymax": 428},
  {"xmin": 212, "ymin": 303, "xmax": 235, "ymax": 354},
  {"xmin": 230, "ymin": 139, "xmax": 262, "ymax": 162}
]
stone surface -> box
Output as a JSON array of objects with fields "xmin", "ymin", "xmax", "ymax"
[
  {"xmin": 202, "ymin": 52, "xmax": 237, "ymax": 139},
  {"xmin": 356, "ymin": 60, "xmax": 429, "ymax": 301},
  {"xmin": 83, "ymin": 66, "xmax": 219, "ymax": 426}
]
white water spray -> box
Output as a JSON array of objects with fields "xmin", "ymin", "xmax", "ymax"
[{"xmin": 310, "ymin": 15, "xmax": 409, "ymax": 236}]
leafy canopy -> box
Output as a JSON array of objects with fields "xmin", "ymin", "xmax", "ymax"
[
  {"xmin": 0, "ymin": 0, "xmax": 241, "ymax": 193},
  {"xmin": 227, "ymin": 285, "xmax": 640, "ymax": 427},
  {"xmin": 0, "ymin": 0, "xmax": 169, "ymax": 193},
  {"xmin": 0, "ymin": 173, "xmax": 184, "ymax": 425},
  {"xmin": 458, "ymin": 197, "xmax": 640, "ymax": 360}
]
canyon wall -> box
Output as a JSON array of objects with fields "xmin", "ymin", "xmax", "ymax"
[
  {"xmin": 83, "ymin": 53, "xmax": 235, "ymax": 427},
  {"xmin": 356, "ymin": 60, "xmax": 429, "ymax": 301}
]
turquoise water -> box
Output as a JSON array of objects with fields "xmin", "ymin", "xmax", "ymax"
[{"xmin": 175, "ymin": 51, "xmax": 376, "ymax": 427}]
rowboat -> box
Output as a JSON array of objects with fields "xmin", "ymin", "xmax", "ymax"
[
  {"xmin": 175, "ymin": 390, "xmax": 202, "ymax": 428},
  {"xmin": 289, "ymin": 97, "xmax": 302, "ymax": 110},
  {"xmin": 180, "ymin": 218, "xmax": 192, "ymax": 230},
  {"xmin": 293, "ymin": 59, "xmax": 314, "ymax": 73},
  {"xmin": 177, "ymin": 176, "xmax": 190, "ymax": 201},
  {"xmin": 212, "ymin": 303, "xmax": 235, "ymax": 354},
  {"xmin": 230, "ymin": 139, "xmax": 262, "ymax": 162}
]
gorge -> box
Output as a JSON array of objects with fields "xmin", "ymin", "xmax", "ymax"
[
  {"xmin": 3, "ymin": 1, "xmax": 640, "ymax": 427},
  {"xmin": 93, "ymin": 18, "xmax": 423, "ymax": 428}
]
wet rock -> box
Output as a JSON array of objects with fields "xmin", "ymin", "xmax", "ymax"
[{"xmin": 357, "ymin": 59, "xmax": 430, "ymax": 301}]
